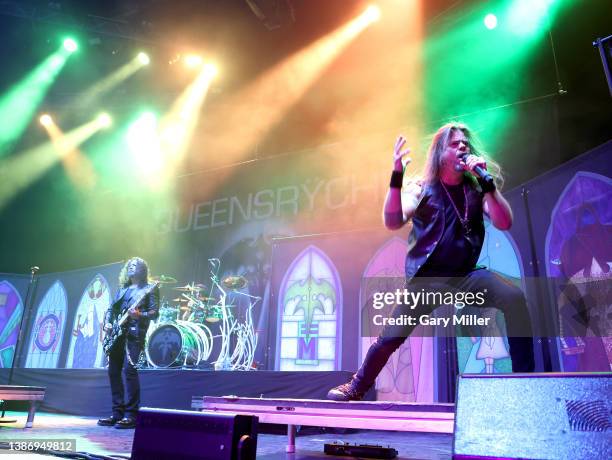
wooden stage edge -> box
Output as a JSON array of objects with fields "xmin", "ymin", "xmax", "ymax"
[
  {"xmin": 0, "ymin": 385, "xmax": 46, "ymax": 428},
  {"xmin": 192, "ymin": 396, "xmax": 455, "ymax": 453}
]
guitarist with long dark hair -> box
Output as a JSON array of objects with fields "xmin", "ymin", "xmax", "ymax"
[{"xmin": 98, "ymin": 257, "xmax": 159, "ymax": 429}]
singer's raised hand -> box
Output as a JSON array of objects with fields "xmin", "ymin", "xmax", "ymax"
[{"xmin": 393, "ymin": 135, "xmax": 412, "ymax": 171}]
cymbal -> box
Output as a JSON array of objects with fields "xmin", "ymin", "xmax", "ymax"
[
  {"xmin": 198, "ymin": 295, "xmax": 217, "ymax": 302},
  {"xmin": 151, "ymin": 274, "xmax": 177, "ymax": 284},
  {"xmin": 171, "ymin": 297, "xmax": 189, "ymax": 303},
  {"xmin": 173, "ymin": 283, "xmax": 207, "ymax": 291},
  {"xmin": 222, "ymin": 276, "xmax": 248, "ymax": 290}
]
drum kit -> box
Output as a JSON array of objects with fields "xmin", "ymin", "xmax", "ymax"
[{"xmin": 145, "ymin": 259, "xmax": 258, "ymax": 371}]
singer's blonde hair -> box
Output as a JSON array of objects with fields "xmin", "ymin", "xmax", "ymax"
[{"xmin": 422, "ymin": 122, "xmax": 504, "ymax": 189}]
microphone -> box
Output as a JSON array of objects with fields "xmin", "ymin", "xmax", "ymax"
[
  {"xmin": 459, "ymin": 154, "xmax": 494, "ymax": 186},
  {"xmin": 30, "ymin": 266, "xmax": 40, "ymax": 274}
]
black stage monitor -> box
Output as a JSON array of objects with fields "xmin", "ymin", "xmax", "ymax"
[
  {"xmin": 453, "ymin": 373, "xmax": 612, "ymax": 459},
  {"xmin": 131, "ymin": 407, "xmax": 258, "ymax": 460}
]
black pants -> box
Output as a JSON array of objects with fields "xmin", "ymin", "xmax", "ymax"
[
  {"xmin": 355, "ymin": 268, "xmax": 535, "ymax": 391},
  {"xmin": 107, "ymin": 334, "xmax": 142, "ymax": 419}
]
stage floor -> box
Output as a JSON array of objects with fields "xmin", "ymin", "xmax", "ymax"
[{"xmin": 0, "ymin": 411, "xmax": 454, "ymax": 459}]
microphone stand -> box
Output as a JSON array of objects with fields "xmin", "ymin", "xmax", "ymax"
[{"xmin": 0, "ymin": 266, "xmax": 39, "ymax": 423}]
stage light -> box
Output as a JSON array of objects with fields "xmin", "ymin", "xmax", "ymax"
[
  {"xmin": 508, "ymin": 0, "xmax": 556, "ymax": 37},
  {"xmin": 96, "ymin": 112, "xmax": 112, "ymax": 128},
  {"xmin": 184, "ymin": 55, "xmax": 203, "ymax": 69},
  {"xmin": 202, "ymin": 63, "xmax": 218, "ymax": 78},
  {"xmin": 137, "ymin": 52, "xmax": 150, "ymax": 66},
  {"xmin": 363, "ymin": 5, "xmax": 381, "ymax": 24},
  {"xmin": 39, "ymin": 114, "xmax": 53, "ymax": 126},
  {"xmin": 63, "ymin": 38, "xmax": 78, "ymax": 53},
  {"xmin": 484, "ymin": 13, "xmax": 498, "ymax": 30}
]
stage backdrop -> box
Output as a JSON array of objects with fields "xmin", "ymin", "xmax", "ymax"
[
  {"xmin": 0, "ymin": 263, "xmax": 122, "ymax": 372},
  {"xmin": 0, "ymin": 274, "xmax": 30, "ymax": 369}
]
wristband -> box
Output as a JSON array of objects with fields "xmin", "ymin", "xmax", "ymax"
[
  {"xmin": 389, "ymin": 170, "xmax": 404, "ymax": 189},
  {"xmin": 478, "ymin": 177, "xmax": 496, "ymax": 194}
]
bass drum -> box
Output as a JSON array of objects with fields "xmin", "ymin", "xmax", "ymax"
[{"xmin": 146, "ymin": 321, "xmax": 204, "ymax": 368}]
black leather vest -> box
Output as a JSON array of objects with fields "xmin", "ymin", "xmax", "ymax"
[{"xmin": 405, "ymin": 179, "xmax": 485, "ymax": 278}]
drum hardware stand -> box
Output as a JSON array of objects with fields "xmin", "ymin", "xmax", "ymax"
[
  {"xmin": 208, "ymin": 258, "xmax": 259, "ymax": 371},
  {"xmin": 1, "ymin": 266, "xmax": 39, "ymax": 424},
  {"xmin": 143, "ymin": 258, "xmax": 258, "ymax": 371}
]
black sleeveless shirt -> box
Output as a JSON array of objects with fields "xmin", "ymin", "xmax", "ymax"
[{"xmin": 405, "ymin": 178, "xmax": 485, "ymax": 278}]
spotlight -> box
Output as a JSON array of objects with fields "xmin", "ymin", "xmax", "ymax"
[
  {"xmin": 63, "ymin": 38, "xmax": 78, "ymax": 52},
  {"xmin": 184, "ymin": 55, "xmax": 203, "ymax": 69},
  {"xmin": 484, "ymin": 13, "xmax": 498, "ymax": 30},
  {"xmin": 202, "ymin": 63, "xmax": 218, "ymax": 78},
  {"xmin": 363, "ymin": 5, "xmax": 381, "ymax": 24},
  {"xmin": 137, "ymin": 52, "xmax": 150, "ymax": 65},
  {"xmin": 39, "ymin": 114, "xmax": 53, "ymax": 126},
  {"xmin": 96, "ymin": 112, "xmax": 112, "ymax": 128}
]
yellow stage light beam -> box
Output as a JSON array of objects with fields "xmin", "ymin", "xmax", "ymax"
[
  {"xmin": 42, "ymin": 117, "xmax": 98, "ymax": 190},
  {"xmin": 0, "ymin": 117, "xmax": 104, "ymax": 209},
  {"xmin": 72, "ymin": 54, "xmax": 150, "ymax": 111},
  {"xmin": 319, "ymin": 0, "xmax": 424, "ymax": 160},
  {"xmin": 196, "ymin": 4, "xmax": 382, "ymax": 169},
  {"xmin": 157, "ymin": 62, "xmax": 218, "ymax": 171}
]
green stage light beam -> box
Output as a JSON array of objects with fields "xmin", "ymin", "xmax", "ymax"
[
  {"xmin": 508, "ymin": 0, "xmax": 558, "ymax": 38},
  {"xmin": 126, "ymin": 112, "xmax": 165, "ymax": 183},
  {"xmin": 0, "ymin": 45, "xmax": 74, "ymax": 156},
  {"xmin": 424, "ymin": 0, "xmax": 564, "ymax": 155}
]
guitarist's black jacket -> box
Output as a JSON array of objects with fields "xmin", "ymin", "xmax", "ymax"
[{"xmin": 104, "ymin": 283, "xmax": 160, "ymax": 343}]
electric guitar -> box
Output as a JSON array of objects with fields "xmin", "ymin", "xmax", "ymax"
[{"xmin": 103, "ymin": 282, "xmax": 159, "ymax": 355}]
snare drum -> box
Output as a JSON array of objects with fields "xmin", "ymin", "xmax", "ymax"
[{"xmin": 146, "ymin": 322, "xmax": 201, "ymax": 368}]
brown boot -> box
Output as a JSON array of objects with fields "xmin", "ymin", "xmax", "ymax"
[{"xmin": 327, "ymin": 380, "xmax": 366, "ymax": 401}]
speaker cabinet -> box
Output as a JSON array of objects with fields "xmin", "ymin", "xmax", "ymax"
[
  {"xmin": 453, "ymin": 373, "xmax": 612, "ymax": 459},
  {"xmin": 131, "ymin": 407, "xmax": 258, "ymax": 460}
]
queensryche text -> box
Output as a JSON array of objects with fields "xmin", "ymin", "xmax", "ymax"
[{"xmin": 372, "ymin": 289, "xmax": 486, "ymax": 310}]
